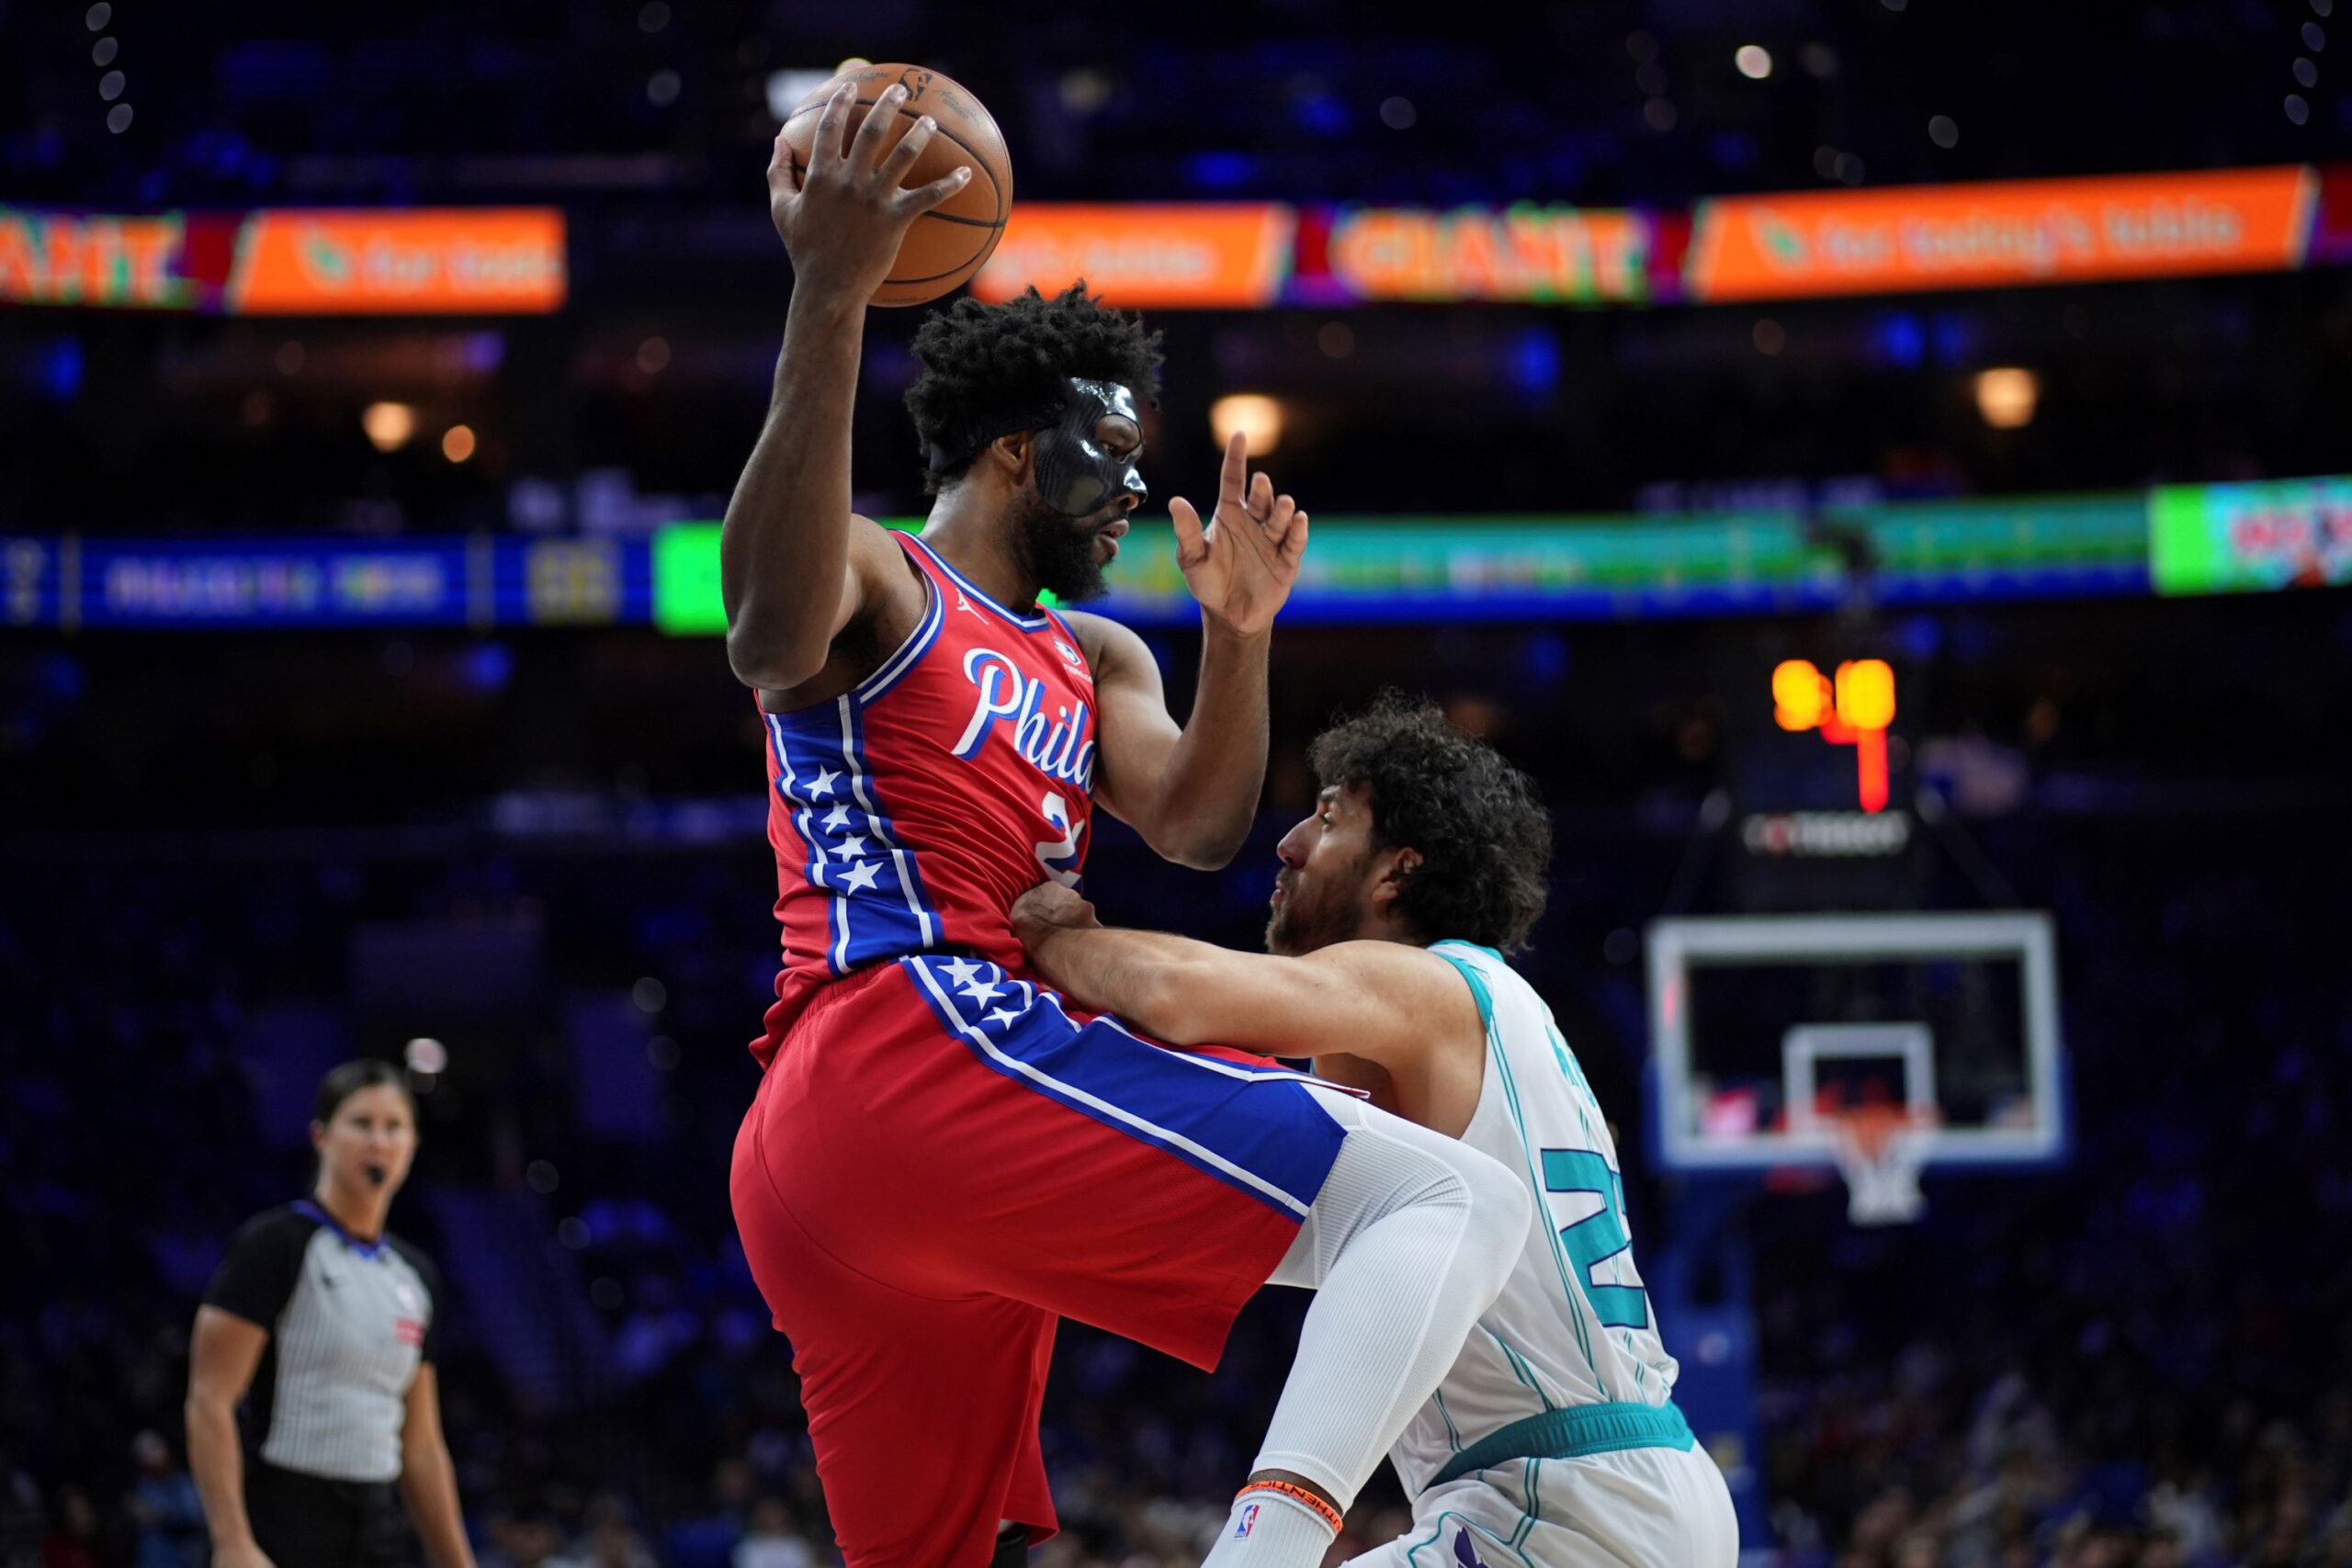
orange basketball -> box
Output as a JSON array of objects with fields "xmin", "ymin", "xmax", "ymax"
[{"xmin": 779, "ymin": 62, "xmax": 1013, "ymax": 308}]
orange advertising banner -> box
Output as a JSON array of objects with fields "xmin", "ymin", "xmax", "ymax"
[
  {"xmin": 1687, "ymin": 167, "xmax": 2318, "ymax": 301},
  {"xmin": 971, "ymin": 203, "xmax": 1294, "ymax": 309},
  {"xmin": 1328, "ymin": 206, "xmax": 1648, "ymax": 302},
  {"xmin": 0, "ymin": 209, "xmax": 189, "ymax": 308},
  {"xmin": 229, "ymin": 209, "xmax": 566, "ymax": 313}
]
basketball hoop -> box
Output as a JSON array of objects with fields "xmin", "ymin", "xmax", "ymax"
[{"xmin": 1823, "ymin": 1103, "xmax": 1937, "ymax": 1226}]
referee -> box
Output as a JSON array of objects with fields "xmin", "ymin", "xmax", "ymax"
[{"xmin": 187, "ymin": 1060, "xmax": 476, "ymax": 1568}]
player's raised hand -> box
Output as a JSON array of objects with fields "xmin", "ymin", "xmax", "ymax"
[
  {"xmin": 1169, "ymin": 430, "xmax": 1310, "ymax": 637},
  {"xmin": 768, "ymin": 81, "xmax": 972, "ymax": 302}
]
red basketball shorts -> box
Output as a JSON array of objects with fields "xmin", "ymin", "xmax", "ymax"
[{"xmin": 729, "ymin": 953, "xmax": 1351, "ymax": 1568}]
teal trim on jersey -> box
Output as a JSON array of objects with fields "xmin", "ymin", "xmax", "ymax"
[
  {"xmin": 1431, "ymin": 942, "xmax": 1498, "ymax": 1034},
  {"xmin": 1430, "ymin": 1401, "xmax": 1695, "ymax": 1489},
  {"xmin": 1509, "ymin": 1459, "xmax": 1540, "ymax": 1547},
  {"xmin": 1484, "ymin": 1326, "xmax": 1559, "ymax": 1411},
  {"xmin": 1433, "ymin": 1389, "xmax": 1464, "ymax": 1453},
  {"xmin": 1430, "ymin": 944, "xmax": 1599, "ymax": 1372},
  {"xmin": 1502, "ymin": 1339, "xmax": 1544, "ymax": 1404}
]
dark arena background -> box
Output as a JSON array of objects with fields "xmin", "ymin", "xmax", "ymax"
[{"xmin": 6, "ymin": 3, "xmax": 2351, "ymax": 1566}]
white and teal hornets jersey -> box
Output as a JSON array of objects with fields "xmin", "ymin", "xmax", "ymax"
[{"xmin": 1391, "ymin": 940, "xmax": 1680, "ymax": 1499}]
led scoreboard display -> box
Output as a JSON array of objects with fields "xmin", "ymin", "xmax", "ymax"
[
  {"xmin": 1727, "ymin": 654, "xmax": 1919, "ymax": 910},
  {"xmin": 1772, "ymin": 659, "xmax": 1897, "ymax": 814}
]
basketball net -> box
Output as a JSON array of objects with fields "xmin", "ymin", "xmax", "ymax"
[{"xmin": 1824, "ymin": 1104, "xmax": 1936, "ymax": 1226}]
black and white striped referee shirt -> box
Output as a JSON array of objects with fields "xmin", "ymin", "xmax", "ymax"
[{"xmin": 202, "ymin": 1201, "xmax": 445, "ymax": 1483}]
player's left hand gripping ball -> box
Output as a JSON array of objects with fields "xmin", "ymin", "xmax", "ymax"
[{"xmin": 1170, "ymin": 431, "xmax": 1309, "ymax": 637}]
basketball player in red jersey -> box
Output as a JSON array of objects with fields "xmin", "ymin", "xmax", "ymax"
[{"xmin": 721, "ymin": 83, "xmax": 1530, "ymax": 1568}]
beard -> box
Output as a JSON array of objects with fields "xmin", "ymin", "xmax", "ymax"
[
  {"xmin": 1012, "ymin": 486, "xmax": 1112, "ymax": 604},
  {"xmin": 1264, "ymin": 858, "xmax": 1368, "ymax": 957}
]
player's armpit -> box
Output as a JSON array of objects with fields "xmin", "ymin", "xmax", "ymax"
[
  {"xmin": 1312, "ymin": 1052, "xmax": 1401, "ymax": 1114},
  {"xmin": 725, "ymin": 511, "xmax": 886, "ymax": 692}
]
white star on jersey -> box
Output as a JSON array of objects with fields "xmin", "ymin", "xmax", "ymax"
[
  {"xmin": 821, "ymin": 804, "xmax": 854, "ymax": 830},
  {"xmin": 807, "ymin": 768, "xmax": 840, "ymax": 798},
  {"xmin": 940, "ymin": 956, "xmax": 987, "ymax": 988},
  {"xmin": 987, "ymin": 1008, "xmax": 1023, "ymax": 1027},
  {"xmin": 960, "ymin": 978, "xmax": 999, "ymax": 1004},
  {"xmin": 839, "ymin": 861, "xmax": 882, "ymax": 893},
  {"xmin": 832, "ymin": 834, "xmax": 869, "ymax": 861}
]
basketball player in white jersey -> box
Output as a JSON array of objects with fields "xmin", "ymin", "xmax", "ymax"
[{"xmin": 1012, "ymin": 694, "xmax": 1738, "ymax": 1568}]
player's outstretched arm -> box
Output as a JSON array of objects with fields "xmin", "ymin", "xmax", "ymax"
[
  {"xmin": 1011, "ymin": 883, "xmax": 1464, "ymax": 1066},
  {"xmin": 720, "ymin": 82, "xmax": 971, "ymax": 692},
  {"xmin": 1070, "ymin": 431, "xmax": 1308, "ymax": 868}
]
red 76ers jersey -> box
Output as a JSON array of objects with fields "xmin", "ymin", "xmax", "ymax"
[{"xmin": 755, "ymin": 532, "xmax": 1099, "ymax": 1063}]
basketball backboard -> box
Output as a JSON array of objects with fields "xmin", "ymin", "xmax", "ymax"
[{"xmin": 1645, "ymin": 912, "xmax": 2067, "ymax": 1190}]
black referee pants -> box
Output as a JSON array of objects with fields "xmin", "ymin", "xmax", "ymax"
[{"xmin": 247, "ymin": 1460, "xmax": 415, "ymax": 1568}]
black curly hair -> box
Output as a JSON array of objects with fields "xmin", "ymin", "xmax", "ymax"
[
  {"xmin": 1307, "ymin": 693, "xmax": 1553, "ymax": 953},
  {"xmin": 903, "ymin": 283, "xmax": 1165, "ymax": 494}
]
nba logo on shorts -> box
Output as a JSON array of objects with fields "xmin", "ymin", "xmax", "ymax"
[{"xmin": 1234, "ymin": 1501, "xmax": 1260, "ymax": 1538}]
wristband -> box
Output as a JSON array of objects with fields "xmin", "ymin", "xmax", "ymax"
[{"xmin": 1233, "ymin": 1477, "xmax": 1343, "ymax": 1534}]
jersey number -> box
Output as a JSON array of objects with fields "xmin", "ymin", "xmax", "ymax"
[
  {"xmin": 1034, "ymin": 792, "xmax": 1084, "ymax": 887},
  {"xmin": 1539, "ymin": 1149, "xmax": 1650, "ymax": 1331}
]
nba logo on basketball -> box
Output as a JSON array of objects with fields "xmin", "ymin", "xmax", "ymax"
[{"xmin": 1234, "ymin": 1501, "xmax": 1260, "ymax": 1538}]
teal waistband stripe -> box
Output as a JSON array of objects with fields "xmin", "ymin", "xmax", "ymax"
[{"xmin": 1430, "ymin": 1401, "xmax": 1694, "ymax": 1488}]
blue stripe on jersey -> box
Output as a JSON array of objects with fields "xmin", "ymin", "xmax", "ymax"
[
  {"xmin": 766, "ymin": 716, "xmax": 844, "ymax": 976},
  {"xmin": 291, "ymin": 1199, "xmax": 387, "ymax": 1259},
  {"xmin": 831, "ymin": 696, "xmax": 939, "ymax": 966},
  {"xmin": 852, "ymin": 567, "xmax": 944, "ymax": 705},
  {"xmin": 764, "ymin": 697, "xmax": 943, "ymax": 973},
  {"xmin": 902, "ymin": 955, "xmax": 1343, "ymax": 1217},
  {"xmin": 906, "ymin": 535, "xmax": 1053, "ymax": 630}
]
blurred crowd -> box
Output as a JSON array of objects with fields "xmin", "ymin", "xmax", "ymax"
[
  {"xmin": 12, "ymin": 2, "xmax": 2337, "ymax": 210},
  {"xmin": 4, "ymin": 736, "xmax": 2346, "ymax": 1567}
]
